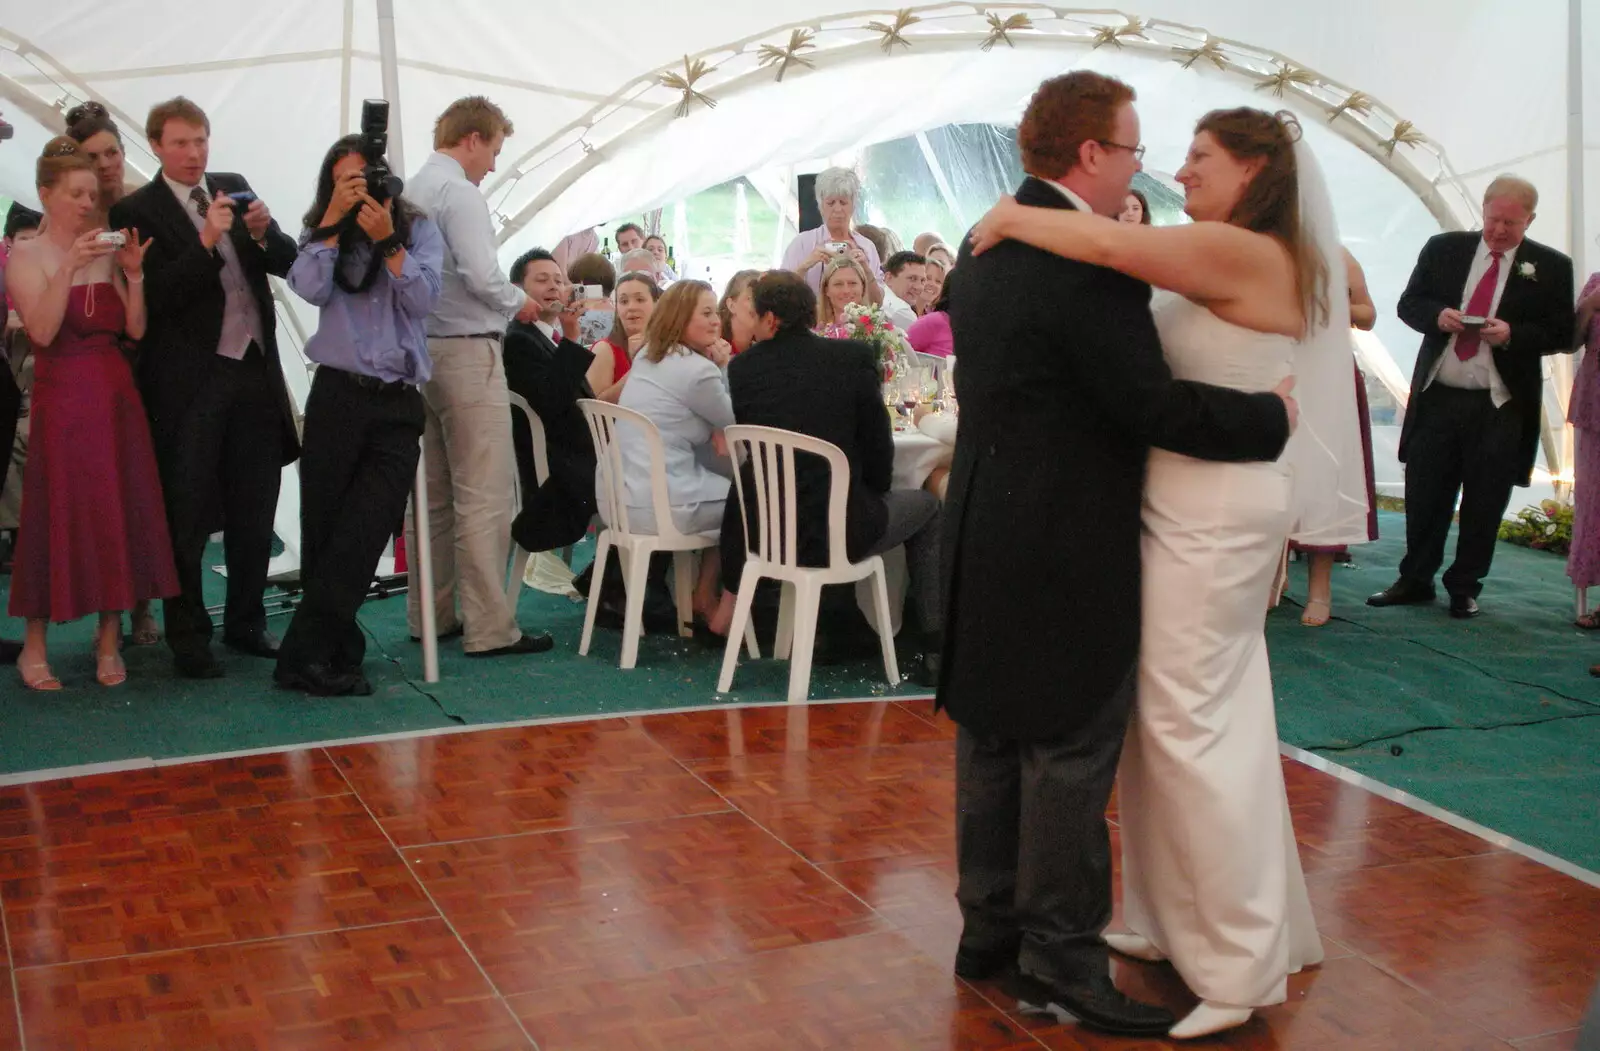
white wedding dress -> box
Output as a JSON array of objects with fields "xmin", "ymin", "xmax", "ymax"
[{"xmin": 1116, "ymin": 293, "xmax": 1324, "ymax": 1009}]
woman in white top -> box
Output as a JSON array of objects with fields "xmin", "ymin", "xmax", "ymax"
[{"xmin": 613, "ymin": 279, "xmax": 735, "ymax": 623}]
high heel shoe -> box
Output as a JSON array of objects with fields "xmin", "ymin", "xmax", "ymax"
[
  {"xmin": 20, "ymin": 658, "xmax": 62, "ymax": 691},
  {"xmin": 1169, "ymin": 1001, "xmax": 1254, "ymax": 1039},
  {"xmin": 1105, "ymin": 931, "xmax": 1167, "ymax": 962},
  {"xmin": 96, "ymin": 651, "xmax": 127, "ymax": 687}
]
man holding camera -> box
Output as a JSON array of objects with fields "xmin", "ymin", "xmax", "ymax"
[
  {"xmin": 405, "ymin": 96, "xmax": 552, "ymax": 657},
  {"xmin": 111, "ymin": 96, "xmax": 299, "ymax": 679}
]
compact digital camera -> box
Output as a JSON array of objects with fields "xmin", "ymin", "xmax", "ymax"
[{"xmin": 96, "ymin": 231, "xmax": 126, "ymax": 246}]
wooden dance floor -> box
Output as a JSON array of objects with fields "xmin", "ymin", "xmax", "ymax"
[{"xmin": 0, "ymin": 699, "xmax": 1594, "ymax": 1050}]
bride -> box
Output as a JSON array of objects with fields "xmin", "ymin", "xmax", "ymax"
[{"xmin": 971, "ymin": 108, "xmax": 1363, "ymax": 1039}]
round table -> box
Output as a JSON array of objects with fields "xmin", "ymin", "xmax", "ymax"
[{"xmin": 857, "ymin": 417, "xmax": 957, "ymax": 633}]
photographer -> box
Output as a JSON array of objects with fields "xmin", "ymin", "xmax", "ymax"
[{"xmin": 275, "ymin": 135, "xmax": 443, "ymax": 697}]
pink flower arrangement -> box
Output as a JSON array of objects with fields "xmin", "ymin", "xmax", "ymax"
[{"xmin": 819, "ymin": 302, "xmax": 914, "ymax": 380}]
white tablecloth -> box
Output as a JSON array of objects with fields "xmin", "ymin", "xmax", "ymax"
[{"xmin": 857, "ymin": 418, "xmax": 957, "ymax": 633}]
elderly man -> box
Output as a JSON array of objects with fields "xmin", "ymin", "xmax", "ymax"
[
  {"xmin": 782, "ymin": 166, "xmax": 882, "ymax": 301},
  {"xmin": 1369, "ymin": 176, "xmax": 1575, "ymax": 618}
]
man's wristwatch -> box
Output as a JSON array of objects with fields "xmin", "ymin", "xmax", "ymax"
[{"xmin": 378, "ymin": 235, "xmax": 405, "ymax": 259}]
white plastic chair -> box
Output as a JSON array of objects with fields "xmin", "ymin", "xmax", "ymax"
[
  {"xmin": 717, "ymin": 425, "xmax": 899, "ymax": 703},
  {"xmin": 507, "ymin": 393, "xmax": 551, "ymax": 608},
  {"xmin": 577, "ymin": 398, "xmax": 757, "ymax": 670}
]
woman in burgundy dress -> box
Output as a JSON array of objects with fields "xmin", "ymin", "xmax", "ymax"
[{"xmin": 6, "ymin": 137, "xmax": 177, "ymax": 689}]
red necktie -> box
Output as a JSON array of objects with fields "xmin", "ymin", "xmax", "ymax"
[{"xmin": 1455, "ymin": 250, "xmax": 1502, "ymax": 360}]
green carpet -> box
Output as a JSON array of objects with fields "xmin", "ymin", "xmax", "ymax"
[
  {"xmin": 1270, "ymin": 511, "xmax": 1600, "ymax": 872},
  {"xmin": 2, "ymin": 512, "xmax": 1597, "ymax": 874}
]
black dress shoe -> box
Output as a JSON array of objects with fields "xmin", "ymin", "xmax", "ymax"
[
  {"xmin": 174, "ymin": 649, "xmax": 225, "ymax": 679},
  {"xmin": 274, "ymin": 662, "xmax": 360, "ymax": 696},
  {"xmin": 0, "ymin": 638, "xmax": 20, "ymax": 665},
  {"xmin": 1366, "ymin": 579, "xmax": 1437, "ymax": 608},
  {"xmin": 954, "ymin": 941, "xmax": 1019, "ymax": 981},
  {"xmin": 345, "ymin": 671, "xmax": 375, "ymax": 697},
  {"xmin": 1449, "ymin": 594, "xmax": 1481, "ymax": 619},
  {"xmin": 1007, "ymin": 970, "xmax": 1175, "ymax": 1038},
  {"xmin": 223, "ymin": 629, "xmax": 281, "ymax": 658},
  {"xmin": 911, "ymin": 651, "xmax": 941, "ymax": 690},
  {"xmin": 466, "ymin": 632, "xmax": 555, "ymax": 657}
]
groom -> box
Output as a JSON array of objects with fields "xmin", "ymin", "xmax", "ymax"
[{"xmin": 938, "ymin": 71, "xmax": 1295, "ymax": 1036}]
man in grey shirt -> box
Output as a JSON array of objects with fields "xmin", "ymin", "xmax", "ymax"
[{"xmin": 405, "ymin": 95, "xmax": 550, "ymax": 656}]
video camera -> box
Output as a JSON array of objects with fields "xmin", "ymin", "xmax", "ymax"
[{"xmin": 359, "ymin": 99, "xmax": 403, "ymax": 203}]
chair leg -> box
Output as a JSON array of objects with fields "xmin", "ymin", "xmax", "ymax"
[
  {"xmin": 619, "ymin": 543, "xmax": 653, "ymax": 670},
  {"xmin": 507, "ymin": 545, "xmax": 531, "ymax": 609},
  {"xmin": 869, "ymin": 563, "xmax": 901, "ymax": 687},
  {"xmin": 561, "ymin": 545, "xmax": 574, "ymax": 566},
  {"xmin": 742, "ymin": 612, "xmax": 760, "ymax": 659},
  {"xmin": 673, "ymin": 552, "xmax": 696, "ymax": 637},
  {"xmin": 578, "ymin": 531, "xmax": 612, "ymax": 657},
  {"xmin": 717, "ymin": 577, "xmax": 761, "ymax": 693},
  {"xmin": 785, "ymin": 581, "xmax": 821, "ymax": 704},
  {"xmin": 775, "ymin": 582, "xmax": 796, "ymax": 660}
]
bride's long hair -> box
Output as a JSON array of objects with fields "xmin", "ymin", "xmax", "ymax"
[{"xmin": 1194, "ymin": 108, "xmax": 1329, "ymax": 335}]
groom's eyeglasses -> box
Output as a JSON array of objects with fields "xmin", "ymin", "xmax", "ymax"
[{"xmin": 1097, "ymin": 139, "xmax": 1146, "ymax": 161}]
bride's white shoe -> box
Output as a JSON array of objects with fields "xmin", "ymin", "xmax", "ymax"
[
  {"xmin": 1104, "ymin": 932, "xmax": 1167, "ymax": 962},
  {"xmin": 1169, "ymin": 1002, "xmax": 1254, "ymax": 1039}
]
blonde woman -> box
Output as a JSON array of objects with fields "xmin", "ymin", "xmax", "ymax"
[{"xmin": 815, "ymin": 255, "xmax": 871, "ymax": 330}]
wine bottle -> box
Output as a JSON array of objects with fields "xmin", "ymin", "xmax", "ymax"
[
  {"xmin": 602, "ymin": 236, "xmax": 612, "ymax": 260},
  {"xmin": 666, "ymin": 244, "xmax": 677, "ymax": 271}
]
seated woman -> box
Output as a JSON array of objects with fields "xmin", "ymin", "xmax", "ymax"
[
  {"xmin": 566, "ymin": 251, "xmax": 616, "ymax": 347},
  {"xmin": 643, "ymin": 234, "xmax": 679, "ymax": 283},
  {"xmin": 587, "ymin": 270, "xmax": 660, "ymax": 403},
  {"xmin": 613, "ymin": 280, "xmax": 736, "ymax": 627},
  {"xmin": 718, "ymin": 269, "xmax": 762, "ymax": 353},
  {"xmin": 920, "ymin": 255, "xmax": 946, "ymax": 316},
  {"xmin": 908, "ymin": 280, "xmax": 952, "ymax": 358},
  {"xmin": 1120, "ymin": 188, "xmax": 1153, "ymax": 225},
  {"xmin": 815, "ymin": 255, "xmax": 871, "ymax": 332},
  {"xmin": 7, "ymin": 138, "xmax": 177, "ymax": 689}
]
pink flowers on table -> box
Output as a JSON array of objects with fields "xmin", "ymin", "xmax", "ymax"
[{"xmin": 819, "ymin": 302, "xmax": 915, "ymax": 381}]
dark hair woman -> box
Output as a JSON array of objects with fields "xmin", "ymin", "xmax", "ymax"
[{"xmin": 587, "ymin": 270, "xmax": 661, "ymax": 403}]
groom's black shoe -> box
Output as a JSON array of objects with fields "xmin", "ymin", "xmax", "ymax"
[
  {"xmin": 1007, "ymin": 970, "xmax": 1175, "ymax": 1038},
  {"xmin": 953, "ymin": 939, "xmax": 1019, "ymax": 982},
  {"xmin": 1366, "ymin": 579, "xmax": 1437, "ymax": 608},
  {"xmin": 1449, "ymin": 594, "xmax": 1480, "ymax": 619}
]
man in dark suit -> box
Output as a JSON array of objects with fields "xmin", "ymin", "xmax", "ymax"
[
  {"xmin": 503, "ymin": 248, "xmax": 597, "ymax": 554},
  {"xmin": 718, "ymin": 270, "xmax": 943, "ymax": 685},
  {"xmin": 110, "ymin": 97, "xmax": 299, "ymax": 678},
  {"xmin": 1369, "ymin": 177, "xmax": 1575, "ymax": 618},
  {"xmin": 938, "ymin": 72, "xmax": 1294, "ymax": 1037}
]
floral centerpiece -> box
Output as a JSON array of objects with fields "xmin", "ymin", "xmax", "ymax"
[{"xmin": 819, "ymin": 301, "xmax": 916, "ymax": 381}]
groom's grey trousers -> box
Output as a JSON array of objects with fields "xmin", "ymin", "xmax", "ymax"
[{"xmin": 954, "ymin": 664, "xmax": 1135, "ymax": 984}]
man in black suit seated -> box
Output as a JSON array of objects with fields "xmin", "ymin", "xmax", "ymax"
[
  {"xmin": 502, "ymin": 248, "xmax": 597, "ymax": 556},
  {"xmin": 1368, "ymin": 176, "xmax": 1576, "ymax": 618},
  {"xmin": 718, "ymin": 270, "xmax": 943, "ymax": 686},
  {"xmin": 110, "ymin": 96, "xmax": 299, "ymax": 679},
  {"xmin": 938, "ymin": 72, "xmax": 1294, "ymax": 1037}
]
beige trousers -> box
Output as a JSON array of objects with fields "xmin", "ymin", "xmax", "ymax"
[{"xmin": 405, "ymin": 336, "xmax": 521, "ymax": 652}]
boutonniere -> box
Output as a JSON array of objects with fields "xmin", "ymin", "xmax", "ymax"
[{"xmin": 1517, "ymin": 261, "xmax": 1537, "ymax": 281}]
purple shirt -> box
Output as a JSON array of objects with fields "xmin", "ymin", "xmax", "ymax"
[{"xmin": 289, "ymin": 216, "xmax": 444, "ymax": 385}]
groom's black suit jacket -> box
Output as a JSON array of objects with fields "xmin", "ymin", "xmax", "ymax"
[{"xmin": 935, "ymin": 176, "xmax": 1292, "ymax": 743}]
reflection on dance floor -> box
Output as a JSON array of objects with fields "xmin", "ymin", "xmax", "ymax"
[{"xmin": 0, "ymin": 700, "xmax": 1594, "ymax": 1050}]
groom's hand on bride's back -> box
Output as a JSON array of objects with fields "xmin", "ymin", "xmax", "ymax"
[{"xmin": 1272, "ymin": 376, "xmax": 1299, "ymax": 435}]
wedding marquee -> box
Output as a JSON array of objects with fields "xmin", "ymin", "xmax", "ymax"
[{"xmin": 0, "ymin": 0, "xmax": 1591, "ymax": 661}]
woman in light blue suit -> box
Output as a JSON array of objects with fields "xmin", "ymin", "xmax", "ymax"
[{"xmin": 612, "ymin": 279, "xmax": 735, "ymax": 626}]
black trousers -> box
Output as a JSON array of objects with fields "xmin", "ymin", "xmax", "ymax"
[
  {"xmin": 278, "ymin": 367, "xmax": 423, "ymax": 672},
  {"xmin": 0, "ymin": 355, "xmax": 19, "ymax": 495},
  {"xmin": 160, "ymin": 347, "xmax": 285, "ymax": 656},
  {"xmin": 1399, "ymin": 384, "xmax": 1524, "ymax": 598},
  {"xmin": 954, "ymin": 666, "xmax": 1134, "ymax": 986}
]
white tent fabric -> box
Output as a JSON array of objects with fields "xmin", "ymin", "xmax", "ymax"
[{"xmin": 0, "ymin": 0, "xmax": 1587, "ymax": 479}]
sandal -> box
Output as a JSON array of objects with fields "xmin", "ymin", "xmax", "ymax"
[
  {"xmin": 1575, "ymin": 610, "xmax": 1600, "ymax": 630},
  {"xmin": 20, "ymin": 658, "xmax": 63, "ymax": 691},
  {"xmin": 96, "ymin": 651, "xmax": 127, "ymax": 688},
  {"xmin": 1301, "ymin": 598, "xmax": 1331, "ymax": 627},
  {"xmin": 130, "ymin": 609, "xmax": 161, "ymax": 646}
]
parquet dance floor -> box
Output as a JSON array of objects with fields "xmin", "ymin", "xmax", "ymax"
[{"xmin": 0, "ymin": 699, "xmax": 1594, "ymax": 1050}]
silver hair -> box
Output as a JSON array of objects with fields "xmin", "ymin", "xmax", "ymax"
[
  {"xmin": 1483, "ymin": 174, "xmax": 1538, "ymax": 213},
  {"xmin": 814, "ymin": 166, "xmax": 862, "ymax": 206},
  {"xmin": 619, "ymin": 248, "xmax": 657, "ymax": 271}
]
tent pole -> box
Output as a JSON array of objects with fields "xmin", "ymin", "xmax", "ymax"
[
  {"xmin": 376, "ymin": 0, "xmax": 438, "ymax": 683},
  {"xmin": 1570, "ymin": 0, "xmax": 1586, "ymax": 280}
]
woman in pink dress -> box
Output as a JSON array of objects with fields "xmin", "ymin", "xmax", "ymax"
[{"xmin": 6, "ymin": 137, "xmax": 177, "ymax": 689}]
